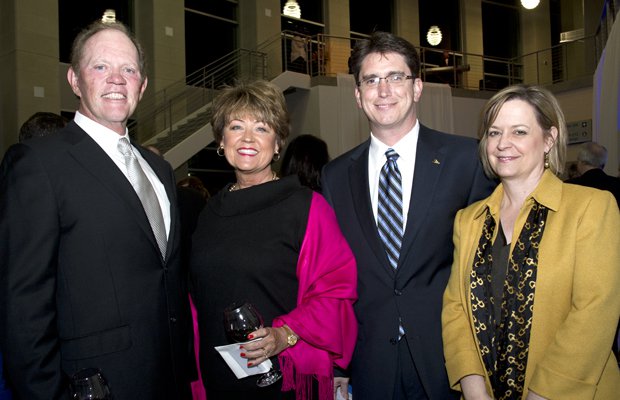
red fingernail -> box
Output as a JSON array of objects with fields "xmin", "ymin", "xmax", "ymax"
[
  {"xmin": 248, "ymin": 334, "xmax": 254, "ymax": 339},
  {"xmin": 239, "ymin": 345, "xmax": 244, "ymax": 349},
  {"xmin": 247, "ymin": 362, "xmax": 253, "ymax": 367},
  {"xmin": 240, "ymin": 353, "xmax": 246, "ymax": 357}
]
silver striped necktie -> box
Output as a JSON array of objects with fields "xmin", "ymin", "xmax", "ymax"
[{"xmin": 118, "ymin": 137, "xmax": 167, "ymax": 259}]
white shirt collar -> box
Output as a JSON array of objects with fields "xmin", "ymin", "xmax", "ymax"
[{"xmin": 369, "ymin": 120, "xmax": 420, "ymax": 169}]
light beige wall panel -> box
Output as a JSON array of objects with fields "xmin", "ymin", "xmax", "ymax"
[
  {"xmin": 1, "ymin": 0, "xmax": 60, "ymax": 152},
  {"xmin": 521, "ymin": 2, "xmax": 553, "ymax": 84},
  {"xmin": 394, "ymin": 0, "xmax": 420, "ymax": 46},
  {"xmin": 460, "ymin": 0, "xmax": 484, "ymax": 92}
]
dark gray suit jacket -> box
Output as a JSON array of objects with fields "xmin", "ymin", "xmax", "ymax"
[
  {"xmin": 0, "ymin": 121, "xmax": 192, "ymax": 399},
  {"xmin": 322, "ymin": 125, "xmax": 495, "ymax": 399}
]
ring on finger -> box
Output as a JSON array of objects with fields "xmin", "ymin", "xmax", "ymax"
[{"xmin": 263, "ymin": 348, "xmax": 269, "ymax": 358}]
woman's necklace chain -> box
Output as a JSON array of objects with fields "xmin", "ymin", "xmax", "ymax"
[{"xmin": 229, "ymin": 171, "xmax": 279, "ymax": 192}]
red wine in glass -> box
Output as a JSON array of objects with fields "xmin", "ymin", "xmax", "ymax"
[{"xmin": 223, "ymin": 301, "xmax": 283, "ymax": 387}]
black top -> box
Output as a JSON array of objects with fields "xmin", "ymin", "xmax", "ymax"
[
  {"xmin": 190, "ymin": 175, "xmax": 311, "ymax": 394},
  {"xmin": 491, "ymin": 225, "xmax": 510, "ymax": 326}
]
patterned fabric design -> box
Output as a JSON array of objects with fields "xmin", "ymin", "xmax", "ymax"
[{"xmin": 470, "ymin": 202, "xmax": 548, "ymax": 399}]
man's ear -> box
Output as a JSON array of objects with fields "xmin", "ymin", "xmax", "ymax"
[
  {"xmin": 138, "ymin": 76, "xmax": 148, "ymax": 101},
  {"xmin": 67, "ymin": 67, "xmax": 81, "ymax": 98},
  {"xmin": 354, "ymin": 87, "xmax": 362, "ymax": 109}
]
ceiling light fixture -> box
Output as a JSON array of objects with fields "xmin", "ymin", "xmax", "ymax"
[
  {"xmin": 283, "ymin": 0, "xmax": 301, "ymax": 19},
  {"xmin": 426, "ymin": 26, "xmax": 442, "ymax": 46},
  {"xmin": 521, "ymin": 0, "xmax": 540, "ymax": 10},
  {"xmin": 101, "ymin": 9, "xmax": 116, "ymax": 23}
]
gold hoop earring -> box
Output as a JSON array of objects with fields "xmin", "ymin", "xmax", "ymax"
[
  {"xmin": 273, "ymin": 151, "xmax": 280, "ymax": 162},
  {"xmin": 544, "ymin": 152, "xmax": 550, "ymax": 169},
  {"xmin": 216, "ymin": 145, "xmax": 224, "ymax": 157}
]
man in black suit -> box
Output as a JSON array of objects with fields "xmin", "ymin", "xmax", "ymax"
[
  {"xmin": 0, "ymin": 21, "xmax": 192, "ymax": 399},
  {"xmin": 322, "ymin": 32, "xmax": 495, "ymax": 400},
  {"xmin": 566, "ymin": 141, "xmax": 619, "ymax": 207}
]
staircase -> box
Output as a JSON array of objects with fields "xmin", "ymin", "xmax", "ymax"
[{"xmin": 132, "ymin": 48, "xmax": 267, "ymax": 169}]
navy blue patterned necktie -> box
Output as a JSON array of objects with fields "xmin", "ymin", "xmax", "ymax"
[{"xmin": 377, "ymin": 148, "xmax": 403, "ymax": 269}]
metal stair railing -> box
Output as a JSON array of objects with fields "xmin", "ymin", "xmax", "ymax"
[{"xmin": 129, "ymin": 48, "xmax": 267, "ymax": 152}]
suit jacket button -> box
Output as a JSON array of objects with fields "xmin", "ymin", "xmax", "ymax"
[
  {"xmin": 394, "ymin": 289, "xmax": 403, "ymax": 296},
  {"xmin": 169, "ymin": 317, "xmax": 177, "ymax": 323},
  {"xmin": 390, "ymin": 338, "xmax": 398, "ymax": 345}
]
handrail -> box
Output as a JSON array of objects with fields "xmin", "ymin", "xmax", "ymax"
[{"xmin": 129, "ymin": 48, "xmax": 266, "ymax": 146}]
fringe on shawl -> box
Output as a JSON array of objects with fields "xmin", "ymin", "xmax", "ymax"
[{"xmin": 280, "ymin": 354, "xmax": 333, "ymax": 400}]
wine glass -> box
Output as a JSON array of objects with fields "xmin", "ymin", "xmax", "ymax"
[
  {"xmin": 223, "ymin": 301, "xmax": 282, "ymax": 387},
  {"xmin": 70, "ymin": 368, "xmax": 111, "ymax": 400}
]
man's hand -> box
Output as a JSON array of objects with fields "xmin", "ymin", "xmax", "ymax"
[{"xmin": 334, "ymin": 377, "xmax": 349, "ymax": 400}]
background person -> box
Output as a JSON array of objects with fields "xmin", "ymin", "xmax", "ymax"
[
  {"xmin": 18, "ymin": 111, "xmax": 68, "ymax": 142},
  {"xmin": 189, "ymin": 80, "xmax": 357, "ymax": 400},
  {"xmin": 566, "ymin": 141, "xmax": 620, "ymax": 207},
  {"xmin": 0, "ymin": 21, "xmax": 193, "ymax": 399},
  {"xmin": 321, "ymin": 31, "xmax": 495, "ymax": 400},
  {"xmin": 280, "ymin": 134, "xmax": 330, "ymax": 193},
  {"xmin": 442, "ymin": 84, "xmax": 620, "ymax": 400}
]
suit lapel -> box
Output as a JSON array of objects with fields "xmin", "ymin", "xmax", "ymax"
[
  {"xmin": 349, "ymin": 143, "xmax": 396, "ymax": 278},
  {"xmin": 398, "ymin": 127, "xmax": 446, "ymax": 274},
  {"xmin": 66, "ymin": 125, "xmax": 162, "ymax": 258}
]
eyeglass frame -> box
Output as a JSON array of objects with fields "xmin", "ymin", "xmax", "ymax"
[{"xmin": 357, "ymin": 73, "xmax": 414, "ymax": 88}]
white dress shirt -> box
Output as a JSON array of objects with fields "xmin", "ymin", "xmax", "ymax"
[
  {"xmin": 74, "ymin": 111, "xmax": 171, "ymax": 238},
  {"xmin": 368, "ymin": 120, "xmax": 420, "ymax": 231}
]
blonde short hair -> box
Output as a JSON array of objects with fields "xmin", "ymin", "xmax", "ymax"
[{"xmin": 478, "ymin": 84, "xmax": 567, "ymax": 178}]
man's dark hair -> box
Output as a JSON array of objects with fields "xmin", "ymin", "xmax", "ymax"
[
  {"xmin": 19, "ymin": 112, "xmax": 68, "ymax": 143},
  {"xmin": 349, "ymin": 31, "xmax": 421, "ymax": 85}
]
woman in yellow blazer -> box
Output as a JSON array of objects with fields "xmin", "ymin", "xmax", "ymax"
[{"xmin": 442, "ymin": 84, "xmax": 620, "ymax": 400}]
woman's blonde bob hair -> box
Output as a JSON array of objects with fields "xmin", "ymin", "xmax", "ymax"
[
  {"xmin": 478, "ymin": 84, "xmax": 567, "ymax": 179},
  {"xmin": 210, "ymin": 80, "xmax": 290, "ymax": 150}
]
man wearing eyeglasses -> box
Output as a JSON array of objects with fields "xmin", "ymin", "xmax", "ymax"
[{"xmin": 322, "ymin": 31, "xmax": 495, "ymax": 400}]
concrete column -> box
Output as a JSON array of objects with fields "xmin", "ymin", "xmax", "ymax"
[
  {"xmin": 520, "ymin": 1, "xmax": 552, "ymax": 84},
  {"xmin": 240, "ymin": 0, "xmax": 282, "ymax": 80},
  {"xmin": 460, "ymin": 0, "xmax": 484, "ymax": 90},
  {"xmin": 393, "ymin": 0, "xmax": 420, "ymax": 46},
  {"xmin": 134, "ymin": 0, "xmax": 185, "ymax": 93},
  {"xmin": 323, "ymin": 0, "xmax": 351, "ymax": 76},
  {"xmin": 133, "ymin": 0, "xmax": 185, "ymax": 143},
  {"xmin": 1, "ymin": 0, "xmax": 61, "ymax": 152}
]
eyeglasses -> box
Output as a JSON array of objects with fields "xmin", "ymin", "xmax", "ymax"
[{"xmin": 358, "ymin": 73, "xmax": 414, "ymax": 88}]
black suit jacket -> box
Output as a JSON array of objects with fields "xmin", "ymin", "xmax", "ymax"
[
  {"xmin": 322, "ymin": 125, "xmax": 495, "ymax": 399},
  {"xmin": 0, "ymin": 121, "xmax": 192, "ymax": 399},
  {"xmin": 566, "ymin": 168, "xmax": 620, "ymax": 208}
]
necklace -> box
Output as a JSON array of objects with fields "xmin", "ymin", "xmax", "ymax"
[{"xmin": 229, "ymin": 171, "xmax": 279, "ymax": 192}]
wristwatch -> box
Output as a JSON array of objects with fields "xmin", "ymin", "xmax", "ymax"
[{"xmin": 282, "ymin": 325, "xmax": 298, "ymax": 347}]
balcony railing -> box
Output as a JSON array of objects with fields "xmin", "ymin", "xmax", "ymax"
[
  {"xmin": 271, "ymin": 31, "xmax": 599, "ymax": 91},
  {"xmin": 132, "ymin": 16, "xmax": 614, "ymax": 155}
]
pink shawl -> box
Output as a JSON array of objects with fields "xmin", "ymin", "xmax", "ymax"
[{"xmin": 273, "ymin": 193, "xmax": 358, "ymax": 400}]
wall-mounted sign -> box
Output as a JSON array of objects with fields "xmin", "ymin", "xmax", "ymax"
[{"xmin": 566, "ymin": 119, "xmax": 592, "ymax": 144}]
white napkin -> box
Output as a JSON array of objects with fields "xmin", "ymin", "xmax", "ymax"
[{"xmin": 214, "ymin": 341, "xmax": 273, "ymax": 379}]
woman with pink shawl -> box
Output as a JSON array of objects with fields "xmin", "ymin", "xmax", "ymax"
[{"xmin": 189, "ymin": 80, "xmax": 357, "ymax": 400}]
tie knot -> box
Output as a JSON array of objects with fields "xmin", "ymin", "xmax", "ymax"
[
  {"xmin": 385, "ymin": 148, "xmax": 399, "ymax": 162},
  {"xmin": 118, "ymin": 137, "xmax": 134, "ymax": 158}
]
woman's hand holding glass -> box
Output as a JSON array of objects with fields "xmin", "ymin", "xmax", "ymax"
[{"xmin": 240, "ymin": 326, "xmax": 290, "ymax": 367}]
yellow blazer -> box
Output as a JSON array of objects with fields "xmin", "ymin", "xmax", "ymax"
[{"xmin": 442, "ymin": 170, "xmax": 620, "ymax": 399}]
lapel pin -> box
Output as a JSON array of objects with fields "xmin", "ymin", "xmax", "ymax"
[{"xmin": 432, "ymin": 159, "xmax": 441, "ymax": 165}]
